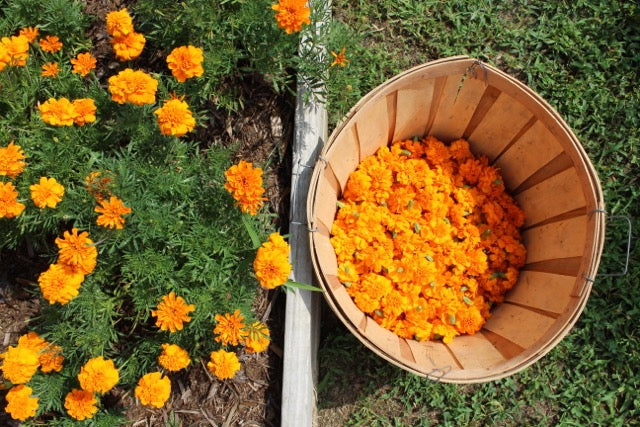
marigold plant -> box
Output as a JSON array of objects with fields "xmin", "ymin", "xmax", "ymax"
[
  {"xmin": 0, "ymin": 345, "xmax": 40, "ymax": 384},
  {"xmin": 64, "ymin": 389, "xmax": 98, "ymax": 421},
  {"xmin": 166, "ymin": 45, "xmax": 204, "ymax": 82},
  {"xmin": 37, "ymin": 263, "xmax": 85, "ymax": 304},
  {"xmin": 72, "ymin": 98, "xmax": 97, "ymax": 126},
  {"xmin": 111, "ymin": 31, "xmax": 146, "ymax": 61},
  {"xmin": 158, "ymin": 343, "xmax": 191, "ymax": 372},
  {"xmin": 154, "ymin": 97, "xmax": 196, "ymax": 137},
  {"xmin": 55, "ymin": 228, "xmax": 98, "ymax": 275},
  {"xmin": 213, "ymin": 310, "xmax": 247, "ymax": 346},
  {"xmin": 70, "ymin": 52, "xmax": 97, "ymax": 76},
  {"xmin": 272, "ymin": 0, "xmax": 311, "ymax": 34},
  {"xmin": 244, "ymin": 321, "xmax": 271, "ymax": 353},
  {"xmin": 106, "ymin": 8, "xmax": 134, "ymax": 38},
  {"xmin": 224, "ymin": 160, "xmax": 267, "ymax": 215},
  {"xmin": 0, "ymin": 141, "xmax": 27, "ymax": 178},
  {"xmin": 107, "ymin": 68, "xmax": 158, "ymax": 105},
  {"xmin": 41, "ymin": 61, "xmax": 60, "ymax": 77},
  {"xmin": 207, "ymin": 349, "xmax": 241, "ymax": 380},
  {"xmin": 1, "ymin": 35, "xmax": 29, "ymax": 67},
  {"xmin": 94, "ymin": 195, "xmax": 131, "ymax": 229},
  {"xmin": 39, "ymin": 35, "xmax": 63, "ymax": 53},
  {"xmin": 151, "ymin": 291, "xmax": 196, "ymax": 333},
  {"xmin": 30, "ymin": 177, "xmax": 64, "ymax": 209},
  {"xmin": 134, "ymin": 372, "xmax": 171, "ymax": 408},
  {"xmin": 77, "ymin": 356, "xmax": 119, "ymax": 394},
  {"xmin": 4, "ymin": 385, "xmax": 39, "ymax": 421},
  {"xmin": 253, "ymin": 232, "xmax": 291, "ymax": 290},
  {"xmin": 19, "ymin": 26, "xmax": 39, "ymax": 43},
  {"xmin": 38, "ymin": 97, "xmax": 78, "ymax": 126},
  {"xmin": 0, "ymin": 181, "xmax": 26, "ymax": 218},
  {"xmin": 331, "ymin": 136, "xmax": 527, "ymax": 343}
]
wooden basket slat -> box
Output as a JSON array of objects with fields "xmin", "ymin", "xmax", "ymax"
[
  {"xmin": 325, "ymin": 126, "xmax": 360, "ymax": 192},
  {"xmin": 467, "ymin": 91, "xmax": 534, "ymax": 161},
  {"xmin": 330, "ymin": 283, "xmax": 366, "ymax": 328},
  {"xmin": 312, "ymin": 168, "xmax": 340, "ymax": 236},
  {"xmin": 353, "ymin": 96, "xmax": 392, "ymax": 160},
  {"xmin": 523, "ymin": 216, "xmax": 588, "ymax": 264},
  {"xmin": 513, "ymin": 151, "xmax": 574, "ymax": 194},
  {"xmin": 505, "ymin": 270, "xmax": 578, "ymax": 314},
  {"xmin": 406, "ymin": 340, "xmax": 461, "ymax": 372},
  {"xmin": 515, "ymin": 168, "xmax": 587, "ymax": 227},
  {"xmin": 482, "ymin": 303, "xmax": 557, "ymax": 349},
  {"xmin": 429, "ymin": 73, "xmax": 487, "ymax": 141},
  {"xmin": 445, "ymin": 333, "xmax": 507, "ymax": 370},
  {"xmin": 312, "ymin": 229, "xmax": 338, "ymax": 277},
  {"xmin": 392, "ymin": 78, "xmax": 436, "ymax": 142}
]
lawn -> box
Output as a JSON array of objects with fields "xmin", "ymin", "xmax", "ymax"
[{"xmin": 317, "ymin": 1, "xmax": 639, "ymax": 425}]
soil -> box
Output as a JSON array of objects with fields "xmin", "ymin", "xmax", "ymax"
[{"xmin": 0, "ymin": 1, "xmax": 295, "ymax": 425}]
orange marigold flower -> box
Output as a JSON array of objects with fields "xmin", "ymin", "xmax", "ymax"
[
  {"xmin": 19, "ymin": 26, "xmax": 39, "ymax": 43},
  {"xmin": 39, "ymin": 35, "xmax": 63, "ymax": 53},
  {"xmin": 134, "ymin": 372, "xmax": 171, "ymax": 408},
  {"xmin": 72, "ymin": 98, "xmax": 97, "ymax": 126},
  {"xmin": 213, "ymin": 310, "xmax": 247, "ymax": 346},
  {"xmin": 64, "ymin": 389, "xmax": 97, "ymax": 421},
  {"xmin": 0, "ymin": 141, "xmax": 27, "ymax": 178},
  {"xmin": 1, "ymin": 35, "xmax": 29, "ymax": 66},
  {"xmin": 223, "ymin": 160, "xmax": 267, "ymax": 215},
  {"xmin": 330, "ymin": 47, "xmax": 349, "ymax": 67},
  {"xmin": 30, "ymin": 176, "xmax": 64, "ymax": 208},
  {"xmin": 17, "ymin": 331, "xmax": 47, "ymax": 353},
  {"xmin": 166, "ymin": 45, "xmax": 204, "ymax": 82},
  {"xmin": 5, "ymin": 385, "xmax": 38, "ymax": 421},
  {"xmin": 71, "ymin": 52, "xmax": 97, "ymax": 76},
  {"xmin": 38, "ymin": 97, "xmax": 78, "ymax": 126},
  {"xmin": 77, "ymin": 356, "xmax": 119, "ymax": 394},
  {"xmin": 107, "ymin": 68, "xmax": 158, "ymax": 106},
  {"xmin": 272, "ymin": 0, "xmax": 311, "ymax": 34},
  {"xmin": 151, "ymin": 291, "xmax": 195, "ymax": 333},
  {"xmin": 39, "ymin": 343, "xmax": 64, "ymax": 373},
  {"xmin": 0, "ymin": 181, "xmax": 26, "ymax": 219},
  {"xmin": 244, "ymin": 321, "xmax": 271, "ymax": 353},
  {"xmin": 154, "ymin": 98, "xmax": 196, "ymax": 137},
  {"xmin": 37, "ymin": 263, "xmax": 84, "ymax": 305},
  {"xmin": 111, "ymin": 31, "xmax": 145, "ymax": 61},
  {"xmin": 207, "ymin": 349, "xmax": 241, "ymax": 380},
  {"xmin": 55, "ymin": 228, "xmax": 98, "ymax": 275},
  {"xmin": 158, "ymin": 343, "xmax": 191, "ymax": 372},
  {"xmin": 41, "ymin": 61, "xmax": 60, "ymax": 77},
  {"xmin": 106, "ymin": 8, "xmax": 134, "ymax": 38},
  {"xmin": 95, "ymin": 195, "xmax": 131, "ymax": 229},
  {"xmin": 253, "ymin": 233, "xmax": 291, "ymax": 290},
  {"xmin": 85, "ymin": 171, "xmax": 113, "ymax": 203},
  {"xmin": 0, "ymin": 345, "xmax": 40, "ymax": 384}
]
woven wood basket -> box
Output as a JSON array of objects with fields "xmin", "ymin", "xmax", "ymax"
[{"xmin": 307, "ymin": 56, "xmax": 605, "ymax": 383}]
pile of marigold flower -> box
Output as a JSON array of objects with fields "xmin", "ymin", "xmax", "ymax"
[{"xmin": 331, "ymin": 136, "xmax": 527, "ymax": 344}]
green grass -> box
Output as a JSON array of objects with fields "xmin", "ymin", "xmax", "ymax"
[{"xmin": 319, "ymin": 0, "xmax": 640, "ymax": 425}]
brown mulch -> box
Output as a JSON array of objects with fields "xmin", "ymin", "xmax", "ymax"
[{"xmin": 0, "ymin": 0, "xmax": 295, "ymax": 425}]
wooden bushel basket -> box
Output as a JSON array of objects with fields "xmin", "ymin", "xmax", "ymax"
[{"xmin": 307, "ymin": 56, "xmax": 605, "ymax": 383}]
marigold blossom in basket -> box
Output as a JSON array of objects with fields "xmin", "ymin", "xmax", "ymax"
[
  {"xmin": 107, "ymin": 68, "xmax": 158, "ymax": 106},
  {"xmin": 331, "ymin": 136, "xmax": 526, "ymax": 344},
  {"xmin": 158, "ymin": 343, "xmax": 191, "ymax": 372},
  {"xmin": 95, "ymin": 195, "xmax": 131, "ymax": 229},
  {"xmin": 39, "ymin": 35, "xmax": 63, "ymax": 53},
  {"xmin": 154, "ymin": 97, "xmax": 196, "ymax": 137},
  {"xmin": 4, "ymin": 385, "xmax": 39, "ymax": 421},
  {"xmin": 30, "ymin": 176, "xmax": 64, "ymax": 208},
  {"xmin": 207, "ymin": 349, "xmax": 241, "ymax": 380},
  {"xmin": 213, "ymin": 310, "xmax": 247, "ymax": 346},
  {"xmin": 271, "ymin": 0, "xmax": 311, "ymax": 34},
  {"xmin": 166, "ymin": 45, "xmax": 204, "ymax": 82},
  {"xmin": 0, "ymin": 141, "xmax": 27, "ymax": 178},
  {"xmin": 64, "ymin": 389, "xmax": 98, "ymax": 421},
  {"xmin": 71, "ymin": 52, "xmax": 97, "ymax": 76},
  {"xmin": 253, "ymin": 232, "xmax": 291, "ymax": 290},
  {"xmin": 77, "ymin": 356, "xmax": 120, "ymax": 394},
  {"xmin": 135, "ymin": 372, "xmax": 171, "ymax": 408},
  {"xmin": 224, "ymin": 160, "xmax": 267, "ymax": 215},
  {"xmin": 0, "ymin": 181, "xmax": 26, "ymax": 218},
  {"xmin": 151, "ymin": 291, "xmax": 195, "ymax": 332}
]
